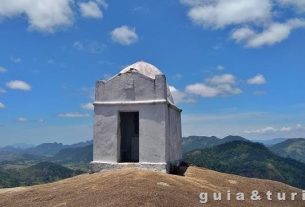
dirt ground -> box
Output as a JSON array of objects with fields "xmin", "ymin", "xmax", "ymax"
[{"xmin": 0, "ymin": 166, "xmax": 304, "ymax": 207}]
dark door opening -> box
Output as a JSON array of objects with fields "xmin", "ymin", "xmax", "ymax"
[{"xmin": 120, "ymin": 112, "xmax": 139, "ymax": 162}]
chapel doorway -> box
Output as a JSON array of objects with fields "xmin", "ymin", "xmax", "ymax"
[{"xmin": 119, "ymin": 112, "xmax": 139, "ymax": 162}]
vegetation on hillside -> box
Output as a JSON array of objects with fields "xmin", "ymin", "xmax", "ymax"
[
  {"xmin": 184, "ymin": 141, "xmax": 305, "ymax": 189},
  {"xmin": 270, "ymin": 138, "xmax": 305, "ymax": 163},
  {"xmin": 1, "ymin": 138, "xmax": 305, "ymax": 189},
  {"xmin": 0, "ymin": 162, "xmax": 82, "ymax": 188},
  {"xmin": 182, "ymin": 135, "xmax": 247, "ymax": 153},
  {"xmin": 52, "ymin": 145, "xmax": 93, "ymax": 164},
  {"xmin": 52, "ymin": 145, "xmax": 93, "ymax": 171}
]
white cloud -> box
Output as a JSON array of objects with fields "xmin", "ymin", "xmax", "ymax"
[
  {"xmin": 249, "ymin": 19, "xmax": 305, "ymax": 48},
  {"xmin": 73, "ymin": 40, "xmax": 106, "ymax": 53},
  {"xmin": 111, "ymin": 26, "xmax": 139, "ymax": 45},
  {"xmin": 244, "ymin": 124, "xmax": 305, "ymax": 135},
  {"xmin": 95, "ymin": 0, "xmax": 108, "ymax": 8},
  {"xmin": 79, "ymin": 1, "xmax": 103, "ymax": 18},
  {"xmin": 186, "ymin": 83, "xmax": 219, "ymax": 97},
  {"xmin": 0, "ymin": 102, "xmax": 5, "ymax": 109},
  {"xmin": 169, "ymin": 86, "xmax": 195, "ymax": 104},
  {"xmin": 81, "ymin": 103, "xmax": 94, "ymax": 110},
  {"xmin": 0, "ymin": 0, "xmax": 110, "ymax": 33},
  {"xmin": 280, "ymin": 126, "xmax": 292, "ymax": 132},
  {"xmin": 278, "ymin": 0, "xmax": 305, "ymax": 12},
  {"xmin": 251, "ymin": 23, "xmax": 293, "ymax": 47},
  {"xmin": 247, "ymin": 74, "xmax": 267, "ymax": 85},
  {"xmin": 244, "ymin": 126, "xmax": 277, "ymax": 134},
  {"xmin": 0, "ymin": 0, "xmax": 73, "ymax": 33},
  {"xmin": 58, "ymin": 112, "xmax": 90, "ymax": 118},
  {"xmin": 180, "ymin": 0, "xmax": 205, "ymax": 6},
  {"xmin": 216, "ymin": 65, "xmax": 224, "ymax": 71},
  {"xmin": 207, "ymin": 74, "xmax": 236, "ymax": 85},
  {"xmin": 132, "ymin": 6, "xmax": 150, "ymax": 14},
  {"xmin": 231, "ymin": 27, "xmax": 256, "ymax": 42},
  {"xmin": 6, "ymin": 80, "xmax": 31, "ymax": 91},
  {"xmin": 216, "ymin": 83, "xmax": 242, "ymax": 95},
  {"xmin": 186, "ymin": 74, "xmax": 242, "ymax": 98},
  {"xmin": 185, "ymin": 0, "xmax": 272, "ymax": 28},
  {"xmin": 232, "ymin": 19, "xmax": 305, "ymax": 48},
  {"xmin": 0, "ymin": 66, "xmax": 7, "ymax": 73},
  {"xmin": 17, "ymin": 117, "xmax": 28, "ymax": 122},
  {"xmin": 181, "ymin": 0, "xmax": 305, "ymax": 48}
]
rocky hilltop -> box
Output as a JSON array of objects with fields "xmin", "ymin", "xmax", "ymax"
[{"xmin": 0, "ymin": 167, "xmax": 303, "ymax": 207}]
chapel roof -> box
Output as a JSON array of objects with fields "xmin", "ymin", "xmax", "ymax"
[
  {"xmin": 119, "ymin": 61, "xmax": 163, "ymax": 79},
  {"xmin": 114, "ymin": 61, "xmax": 175, "ymax": 104}
]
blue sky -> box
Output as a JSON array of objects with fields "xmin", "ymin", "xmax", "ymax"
[{"xmin": 0, "ymin": 0, "xmax": 305, "ymax": 146}]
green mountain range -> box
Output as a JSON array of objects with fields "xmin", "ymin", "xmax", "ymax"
[
  {"xmin": 184, "ymin": 141, "xmax": 305, "ymax": 189},
  {"xmin": 254, "ymin": 138, "xmax": 287, "ymax": 146},
  {"xmin": 0, "ymin": 162, "xmax": 82, "ymax": 188},
  {"xmin": 52, "ymin": 145, "xmax": 93, "ymax": 164},
  {"xmin": 0, "ymin": 141, "xmax": 93, "ymax": 157},
  {"xmin": 182, "ymin": 135, "xmax": 247, "ymax": 153},
  {"xmin": 270, "ymin": 138, "xmax": 305, "ymax": 164},
  {"xmin": 1, "ymin": 137, "xmax": 305, "ymax": 189}
]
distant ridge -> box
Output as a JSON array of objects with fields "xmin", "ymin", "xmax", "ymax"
[
  {"xmin": 182, "ymin": 135, "xmax": 248, "ymax": 153},
  {"xmin": 270, "ymin": 138, "xmax": 305, "ymax": 164},
  {"xmin": 0, "ymin": 140, "xmax": 93, "ymax": 157},
  {"xmin": 184, "ymin": 140, "xmax": 305, "ymax": 189},
  {"xmin": 52, "ymin": 145, "xmax": 93, "ymax": 164},
  {"xmin": 0, "ymin": 162, "xmax": 82, "ymax": 188},
  {"xmin": 254, "ymin": 138, "xmax": 287, "ymax": 146}
]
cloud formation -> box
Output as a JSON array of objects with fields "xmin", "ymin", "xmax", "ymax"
[
  {"xmin": 0, "ymin": 0, "xmax": 109, "ymax": 33},
  {"xmin": 0, "ymin": 66, "xmax": 7, "ymax": 73},
  {"xmin": 247, "ymin": 74, "xmax": 267, "ymax": 85},
  {"xmin": 16, "ymin": 117, "xmax": 28, "ymax": 122},
  {"xmin": 244, "ymin": 124, "xmax": 305, "ymax": 135},
  {"xmin": 81, "ymin": 103, "xmax": 94, "ymax": 110},
  {"xmin": 186, "ymin": 74, "xmax": 242, "ymax": 97},
  {"xmin": 181, "ymin": 0, "xmax": 305, "ymax": 47},
  {"xmin": 278, "ymin": 0, "xmax": 305, "ymax": 12},
  {"xmin": 170, "ymin": 72, "xmax": 265, "ymax": 101},
  {"xmin": 231, "ymin": 19, "xmax": 305, "ymax": 48},
  {"xmin": 111, "ymin": 26, "xmax": 139, "ymax": 45},
  {"xmin": 185, "ymin": 0, "xmax": 272, "ymax": 28},
  {"xmin": 0, "ymin": 102, "xmax": 5, "ymax": 109},
  {"xmin": 79, "ymin": 1, "xmax": 104, "ymax": 19},
  {"xmin": 168, "ymin": 72, "xmax": 267, "ymax": 103},
  {"xmin": 169, "ymin": 86, "xmax": 195, "ymax": 104},
  {"xmin": 216, "ymin": 65, "xmax": 224, "ymax": 71},
  {"xmin": 58, "ymin": 112, "xmax": 90, "ymax": 118},
  {"xmin": 0, "ymin": 0, "xmax": 74, "ymax": 33},
  {"xmin": 6, "ymin": 80, "xmax": 31, "ymax": 91},
  {"xmin": 73, "ymin": 40, "xmax": 106, "ymax": 53}
]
